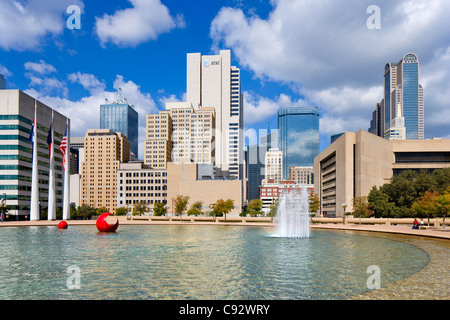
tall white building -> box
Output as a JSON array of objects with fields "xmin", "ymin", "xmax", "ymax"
[
  {"xmin": 186, "ymin": 50, "xmax": 243, "ymax": 179},
  {"xmin": 264, "ymin": 148, "xmax": 283, "ymax": 184}
]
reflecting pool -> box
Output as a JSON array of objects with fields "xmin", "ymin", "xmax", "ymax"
[{"xmin": 0, "ymin": 225, "xmax": 436, "ymax": 299}]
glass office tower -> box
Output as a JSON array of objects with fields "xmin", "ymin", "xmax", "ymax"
[
  {"xmin": 100, "ymin": 102, "xmax": 138, "ymax": 157},
  {"xmin": 278, "ymin": 107, "xmax": 319, "ymax": 180},
  {"xmin": 382, "ymin": 53, "xmax": 423, "ymax": 140}
]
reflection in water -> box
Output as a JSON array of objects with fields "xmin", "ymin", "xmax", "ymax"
[{"xmin": 0, "ymin": 225, "xmax": 442, "ymax": 299}]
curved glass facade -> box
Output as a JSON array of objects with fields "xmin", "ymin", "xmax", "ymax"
[
  {"xmin": 278, "ymin": 107, "xmax": 319, "ymax": 180},
  {"xmin": 402, "ymin": 62, "xmax": 419, "ymax": 139}
]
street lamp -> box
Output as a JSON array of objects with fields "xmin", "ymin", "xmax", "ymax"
[{"xmin": 342, "ymin": 203, "xmax": 348, "ymax": 225}]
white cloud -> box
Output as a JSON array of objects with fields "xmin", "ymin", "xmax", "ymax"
[
  {"xmin": 95, "ymin": 0, "xmax": 184, "ymax": 47},
  {"xmin": 0, "ymin": 0, "xmax": 84, "ymax": 51},
  {"xmin": 68, "ymin": 72, "xmax": 106, "ymax": 94},
  {"xmin": 243, "ymin": 91, "xmax": 307, "ymax": 126},
  {"xmin": 0, "ymin": 64, "xmax": 12, "ymax": 77},
  {"xmin": 24, "ymin": 60, "xmax": 57, "ymax": 75},
  {"xmin": 211, "ymin": 0, "xmax": 450, "ymax": 139}
]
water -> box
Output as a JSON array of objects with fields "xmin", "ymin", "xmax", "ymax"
[
  {"xmin": 0, "ymin": 225, "xmax": 434, "ymax": 300},
  {"xmin": 275, "ymin": 186, "xmax": 310, "ymax": 238}
]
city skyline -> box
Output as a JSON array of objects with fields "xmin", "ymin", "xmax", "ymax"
[{"xmin": 0, "ymin": 0, "xmax": 449, "ymax": 162}]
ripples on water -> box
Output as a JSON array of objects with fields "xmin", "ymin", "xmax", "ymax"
[{"xmin": 0, "ymin": 225, "xmax": 436, "ymax": 299}]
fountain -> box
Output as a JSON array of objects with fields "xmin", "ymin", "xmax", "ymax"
[{"xmin": 275, "ymin": 185, "xmax": 310, "ymax": 238}]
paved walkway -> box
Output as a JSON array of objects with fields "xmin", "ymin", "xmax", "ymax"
[{"xmin": 1, "ymin": 218, "xmax": 449, "ymax": 240}]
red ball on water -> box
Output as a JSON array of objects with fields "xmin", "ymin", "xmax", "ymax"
[
  {"xmin": 96, "ymin": 212, "xmax": 119, "ymax": 232},
  {"xmin": 58, "ymin": 221, "xmax": 68, "ymax": 229}
]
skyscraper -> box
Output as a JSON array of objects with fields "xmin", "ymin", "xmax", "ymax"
[
  {"xmin": 374, "ymin": 53, "xmax": 424, "ymax": 140},
  {"xmin": 144, "ymin": 102, "xmax": 215, "ymax": 169},
  {"xmin": 186, "ymin": 50, "xmax": 243, "ymax": 179},
  {"xmin": 246, "ymin": 130, "xmax": 277, "ymax": 201},
  {"xmin": 100, "ymin": 89, "xmax": 138, "ymax": 157},
  {"xmin": 278, "ymin": 107, "xmax": 319, "ymax": 180},
  {"xmin": 81, "ymin": 129, "xmax": 129, "ymax": 213}
]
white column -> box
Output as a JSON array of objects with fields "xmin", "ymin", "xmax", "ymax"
[
  {"xmin": 48, "ymin": 111, "xmax": 56, "ymax": 220},
  {"xmin": 30, "ymin": 101, "xmax": 40, "ymax": 221}
]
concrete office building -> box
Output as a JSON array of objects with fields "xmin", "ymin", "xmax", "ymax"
[
  {"xmin": 80, "ymin": 129, "xmax": 129, "ymax": 213},
  {"xmin": 0, "ymin": 90, "xmax": 68, "ymax": 219},
  {"xmin": 314, "ymin": 130, "xmax": 450, "ymax": 218},
  {"xmin": 166, "ymin": 162, "xmax": 243, "ymax": 215},
  {"xmin": 117, "ymin": 161, "xmax": 167, "ymax": 214},
  {"xmin": 144, "ymin": 102, "xmax": 215, "ymax": 169},
  {"xmin": 186, "ymin": 50, "xmax": 243, "ymax": 179},
  {"xmin": 144, "ymin": 110, "xmax": 172, "ymax": 169},
  {"xmin": 100, "ymin": 91, "xmax": 138, "ymax": 157}
]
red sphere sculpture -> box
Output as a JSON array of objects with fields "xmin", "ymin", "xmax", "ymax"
[
  {"xmin": 58, "ymin": 221, "xmax": 68, "ymax": 229},
  {"xmin": 96, "ymin": 212, "xmax": 119, "ymax": 232}
]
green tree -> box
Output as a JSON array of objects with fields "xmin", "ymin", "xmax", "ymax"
[
  {"xmin": 435, "ymin": 187, "xmax": 450, "ymax": 225},
  {"xmin": 368, "ymin": 186, "xmax": 398, "ymax": 218},
  {"xmin": 247, "ymin": 199, "xmax": 263, "ymax": 217},
  {"xmin": 352, "ymin": 196, "xmax": 372, "ymax": 218},
  {"xmin": 412, "ymin": 191, "xmax": 439, "ymax": 225},
  {"xmin": 309, "ymin": 192, "xmax": 320, "ymax": 215},
  {"xmin": 213, "ymin": 199, "xmax": 234, "ymax": 221},
  {"xmin": 96, "ymin": 207, "xmax": 109, "ymax": 216},
  {"xmin": 133, "ymin": 201, "xmax": 148, "ymax": 216},
  {"xmin": 187, "ymin": 201, "xmax": 203, "ymax": 216},
  {"xmin": 115, "ymin": 207, "xmax": 128, "ymax": 216},
  {"xmin": 432, "ymin": 168, "xmax": 450, "ymax": 194},
  {"xmin": 153, "ymin": 202, "xmax": 167, "ymax": 216},
  {"xmin": 70, "ymin": 203, "xmax": 78, "ymax": 219},
  {"xmin": 174, "ymin": 195, "xmax": 190, "ymax": 216},
  {"xmin": 77, "ymin": 203, "xmax": 92, "ymax": 220}
]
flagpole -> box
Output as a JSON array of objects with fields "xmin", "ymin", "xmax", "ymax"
[
  {"xmin": 62, "ymin": 118, "xmax": 70, "ymax": 220},
  {"xmin": 30, "ymin": 101, "xmax": 40, "ymax": 221},
  {"xmin": 48, "ymin": 110, "xmax": 56, "ymax": 220}
]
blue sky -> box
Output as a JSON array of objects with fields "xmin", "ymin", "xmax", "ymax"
[{"xmin": 1, "ymin": 0, "xmax": 449, "ymax": 160}]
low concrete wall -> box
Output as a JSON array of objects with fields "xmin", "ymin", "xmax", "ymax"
[{"xmin": 312, "ymin": 217, "xmax": 449, "ymax": 226}]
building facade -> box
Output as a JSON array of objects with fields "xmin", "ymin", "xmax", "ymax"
[
  {"xmin": 0, "ymin": 90, "xmax": 68, "ymax": 219},
  {"xmin": 289, "ymin": 166, "xmax": 314, "ymax": 185},
  {"xmin": 117, "ymin": 161, "xmax": 167, "ymax": 214},
  {"xmin": 314, "ymin": 130, "xmax": 450, "ymax": 217},
  {"xmin": 278, "ymin": 106, "xmax": 319, "ymax": 180},
  {"xmin": 264, "ymin": 148, "xmax": 283, "ymax": 184},
  {"xmin": 144, "ymin": 102, "xmax": 215, "ymax": 169},
  {"xmin": 371, "ymin": 53, "xmax": 424, "ymax": 140},
  {"xmin": 186, "ymin": 50, "xmax": 243, "ymax": 179},
  {"xmin": 144, "ymin": 111, "xmax": 172, "ymax": 169},
  {"xmin": 100, "ymin": 94, "xmax": 138, "ymax": 157},
  {"xmin": 166, "ymin": 162, "xmax": 243, "ymax": 215},
  {"xmin": 81, "ymin": 129, "xmax": 129, "ymax": 213}
]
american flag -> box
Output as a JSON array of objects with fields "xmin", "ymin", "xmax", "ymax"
[{"xmin": 59, "ymin": 125, "xmax": 67, "ymax": 171}]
